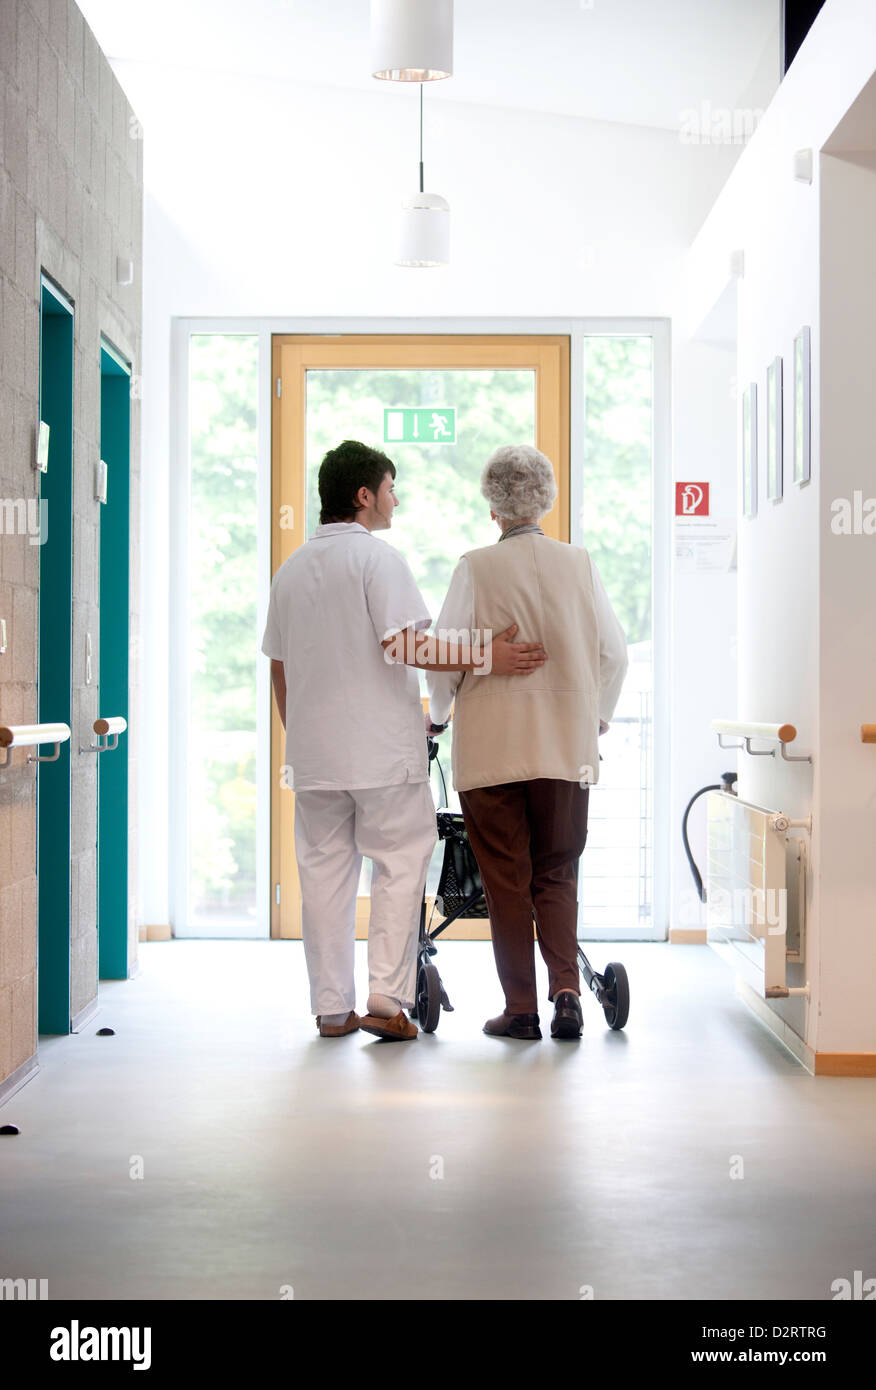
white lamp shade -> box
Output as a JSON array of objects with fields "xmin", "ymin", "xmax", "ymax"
[
  {"xmin": 396, "ymin": 192, "xmax": 450, "ymax": 266},
  {"xmin": 372, "ymin": 0, "xmax": 453, "ymax": 81}
]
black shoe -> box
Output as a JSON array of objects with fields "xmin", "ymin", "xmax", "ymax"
[
  {"xmin": 483, "ymin": 1011, "xmax": 542, "ymax": 1040},
  {"xmin": 551, "ymin": 991, "xmax": 583, "ymax": 1039}
]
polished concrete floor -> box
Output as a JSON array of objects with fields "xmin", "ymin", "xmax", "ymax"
[{"xmin": 1, "ymin": 939, "xmax": 874, "ymax": 1301}]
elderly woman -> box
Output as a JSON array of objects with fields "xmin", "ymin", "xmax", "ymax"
[{"xmin": 426, "ymin": 445, "xmax": 628, "ymax": 1040}]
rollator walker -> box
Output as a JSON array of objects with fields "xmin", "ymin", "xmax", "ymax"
[{"xmin": 411, "ymin": 739, "xmax": 631, "ymax": 1035}]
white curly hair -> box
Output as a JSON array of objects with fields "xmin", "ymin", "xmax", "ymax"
[{"xmin": 480, "ymin": 444, "xmax": 558, "ymax": 521}]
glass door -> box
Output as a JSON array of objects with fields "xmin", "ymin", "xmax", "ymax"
[{"xmin": 270, "ymin": 335, "xmax": 570, "ymax": 938}]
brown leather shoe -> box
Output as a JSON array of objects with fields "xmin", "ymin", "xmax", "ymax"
[
  {"xmin": 316, "ymin": 1011, "xmax": 360, "ymax": 1037},
  {"xmin": 358, "ymin": 1010, "xmax": 418, "ymax": 1041},
  {"xmin": 483, "ymin": 1011, "xmax": 541, "ymax": 1040}
]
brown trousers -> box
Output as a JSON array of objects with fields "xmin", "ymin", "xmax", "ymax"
[{"xmin": 458, "ymin": 779, "xmax": 590, "ymax": 1015}]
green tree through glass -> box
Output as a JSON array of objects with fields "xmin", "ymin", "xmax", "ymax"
[{"xmin": 189, "ymin": 335, "xmax": 258, "ymax": 919}]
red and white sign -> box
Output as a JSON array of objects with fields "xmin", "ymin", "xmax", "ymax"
[{"xmin": 675, "ymin": 482, "xmax": 709, "ymax": 517}]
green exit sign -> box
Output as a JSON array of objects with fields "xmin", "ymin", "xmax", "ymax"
[{"xmin": 383, "ymin": 408, "xmax": 456, "ymax": 445}]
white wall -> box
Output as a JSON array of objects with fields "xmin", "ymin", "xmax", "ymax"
[
  {"xmin": 817, "ymin": 137, "xmax": 876, "ymax": 1053},
  {"xmin": 138, "ymin": 204, "xmax": 206, "ymax": 926},
  {"xmin": 680, "ymin": 0, "xmax": 876, "ymax": 1056},
  {"xmin": 669, "ymin": 329, "xmax": 738, "ymax": 936},
  {"xmin": 139, "ymin": 79, "xmax": 742, "ymax": 932}
]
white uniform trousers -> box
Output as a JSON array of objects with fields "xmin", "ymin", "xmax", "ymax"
[{"xmin": 293, "ymin": 781, "xmax": 437, "ymax": 1015}]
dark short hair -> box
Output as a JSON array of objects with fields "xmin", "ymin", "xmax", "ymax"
[{"xmin": 318, "ymin": 440, "xmax": 396, "ymax": 524}]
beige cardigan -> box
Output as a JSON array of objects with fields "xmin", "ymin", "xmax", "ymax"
[{"xmin": 448, "ymin": 533, "xmax": 627, "ymax": 792}]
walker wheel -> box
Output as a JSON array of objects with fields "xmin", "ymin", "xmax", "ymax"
[
  {"xmin": 416, "ymin": 963, "xmax": 442, "ymax": 1033},
  {"xmin": 602, "ymin": 962, "xmax": 629, "ymax": 1031}
]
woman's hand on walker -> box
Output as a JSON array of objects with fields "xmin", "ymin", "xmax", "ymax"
[{"xmin": 487, "ymin": 623, "xmax": 547, "ymax": 677}]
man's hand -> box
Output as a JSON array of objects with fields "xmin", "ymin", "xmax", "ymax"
[
  {"xmin": 425, "ymin": 712, "xmax": 447, "ymax": 736},
  {"xmin": 486, "ymin": 623, "xmax": 547, "ymax": 677}
]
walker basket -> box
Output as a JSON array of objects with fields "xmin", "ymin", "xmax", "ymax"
[{"xmin": 434, "ymin": 811, "xmax": 489, "ymax": 919}]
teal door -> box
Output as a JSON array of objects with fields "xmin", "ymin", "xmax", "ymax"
[
  {"xmin": 37, "ymin": 277, "xmax": 74, "ymax": 1034},
  {"xmin": 98, "ymin": 341, "xmax": 131, "ymax": 978}
]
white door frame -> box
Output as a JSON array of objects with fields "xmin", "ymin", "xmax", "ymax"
[{"xmin": 168, "ymin": 317, "xmax": 670, "ymax": 941}]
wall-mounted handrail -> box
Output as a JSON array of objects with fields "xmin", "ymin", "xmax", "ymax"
[
  {"xmin": 862, "ymin": 725, "xmax": 876, "ymax": 744},
  {"xmin": 80, "ymin": 716, "xmax": 127, "ymax": 755},
  {"xmin": 711, "ymin": 718, "xmax": 812, "ymax": 764},
  {"xmin": 712, "ymin": 719, "xmax": 797, "ymax": 743},
  {"xmin": 0, "ymin": 722, "xmax": 72, "ymax": 767},
  {"xmin": 95, "ymin": 717, "xmax": 126, "ymax": 737}
]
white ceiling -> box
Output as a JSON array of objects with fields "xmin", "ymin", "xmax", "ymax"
[{"xmin": 78, "ymin": 0, "xmax": 780, "ymax": 133}]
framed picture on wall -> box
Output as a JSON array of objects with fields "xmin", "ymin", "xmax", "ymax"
[
  {"xmin": 767, "ymin": 356, "xmax": 783, "ymax": 501},
  {"xmin": 742, "ymin": 381, "xmax": 757, "ymax": 518},
  {"xmin": 793, "ymin": 326, "xmax": 811, "ymax": 485}
]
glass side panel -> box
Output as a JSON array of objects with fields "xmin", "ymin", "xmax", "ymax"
[
  {"xmin": 578, "ymin": 336, "xmax": 653, "ymax": 932},
  {"xmin": 188, "ymin": 334, "xmax": 259, "ymax": 926}
]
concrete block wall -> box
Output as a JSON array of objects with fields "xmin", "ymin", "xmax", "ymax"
[{"xmin": 0, "ymin": 0, "xmax": 142, "ymax": 1087}]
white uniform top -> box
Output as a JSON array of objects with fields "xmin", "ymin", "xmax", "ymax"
[{"xmin": 261, "ymin": 522, "xmax": 432, "ymax": 790}]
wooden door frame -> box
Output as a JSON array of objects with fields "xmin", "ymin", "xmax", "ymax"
[{"xmin": 269, "ymin": 334, "xmax": 571, "ymax": 939}]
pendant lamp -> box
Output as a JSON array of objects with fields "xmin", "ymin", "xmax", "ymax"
[
  {"xmin": 371, "ymin": 0, "xmax": 453, "ymax": 82},
  {"xmin": 396, "ymin": 85, "xmax": 449, "ymax": 267}
]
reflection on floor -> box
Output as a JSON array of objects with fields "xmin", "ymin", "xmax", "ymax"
[{"xmin": 2, "ymin": 940, "xmax": 875, "ymax": 1300}]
